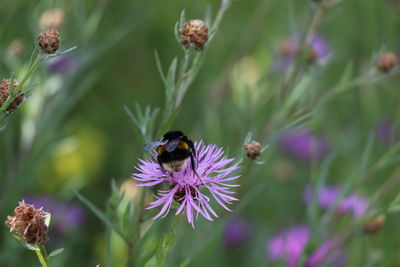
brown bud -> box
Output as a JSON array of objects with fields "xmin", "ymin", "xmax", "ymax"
[
  {"xmin": 0, "ymin": 79, "xmax": 24, "ymax": 111},
  {"xmin": 37, "ymin": 29, "xmax": 61, "ymax": 54},
  {"xmin": 307, "ymin": 49, "xmax": 318, "ymax": 64},
  {"xmin": 179, "ymin": 19, "xmax": 209, "ymax": 50},
  {"xmin": 364, "ymin": 215, "xmax": 385, "ymax": 234},
  {"xmin": 244, "ymin": 141, "xmax": 261, "ymax": 160},
  {"xmin": 5, "ymin": 200, "xmax": 49, "ymax": 245},
  {"xmin": 376, "ymin": 52, "xmax": 398, "ymax": 73}
]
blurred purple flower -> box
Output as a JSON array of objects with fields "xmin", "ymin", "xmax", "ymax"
[
  {"xmin": 223, "ymin": 217, "xmax": 252, "ymax": 249},
  {"xmin": 132, "ymin": 141, "xmax": 240, "ymax": 227},
  {"xmin": 304, "ymin": 239, "xmax": 346, "ymax": 267},
  {"xmin": 279, "ymin": 129, "xmax": 329, "ymax": 161},
  {"xmin": 48, "ymin": 55, "xmax": 76, "ymax": 74},
  {"xmin": 24, "ymin": 196, "xmax": 86, "ymax": 236},
  {"xmin": 273, "ymin": 34, "xmax": 330, "ymax": 72},
  {"xmin": 375, "ymin": 118, "xmax": 399, "ymax": 145},
  {"xmin": 304, "ymin": 185, "xmax": 369, "ymax": 219},
  {"xmin": 267, "ymin": 225, "xmax": 310, "ymax": 267},
  {"xmin": 310, "ymin": 35, "xmax": 331, "ymax": 64},
  {"xmin": 267, "ymin": 225, "xmax": 346, "ymax": 267}
]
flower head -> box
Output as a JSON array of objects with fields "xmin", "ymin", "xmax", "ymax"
[
  {"xmin": 376, "ymin": 52, "xmax": 398, "ymax": 73},
  {"xmin": 243, "ymin": 140, "xmax": 261, "ymax": 160},
  {"xmin": 267, "ymin": 225, "xmax": 346, "ymax": 267},
  {"xmin": 304, "ymin": 185, "xmax": 369, "ymax": 219},
  {"xmin": 24, "ymin": 196, "xmax": 86, "ymax": 238},
  {"xmin": 180, "ymin": 19, "xmax": 209, "ymax": 50},
  {"xmin": 0, "ymin": 79, "xmax": 24, "ymax": 111},
  {"xmin": 267, "ymin": 225, "xmax": 310, "ymax": 267},
  {"xmin": 37, "ymin": 29, "xmax": 61, "ymax": 54},
  {"xmin": 132, "ymin": 141, "xmax": 240, "ymax": 227},
  {"xmin": 279, "ymin": 129, "xmax": 329, "ymax": 161},
  {"xmin": 5, "ymin": 200, "xmax": 49, "ymax": 245},
  {"xmin": 223, "ymin": 217, "xmax": 252, "ymax": 249}
]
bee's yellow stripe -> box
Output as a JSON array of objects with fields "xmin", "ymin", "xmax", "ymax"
[{"xmin": 177, "ymin": 141, "xmax": 189, "ymax": 150}]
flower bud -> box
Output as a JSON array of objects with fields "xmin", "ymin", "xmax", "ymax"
[
  {"xmin": 7, "ymin": 39, "xmax": 24, "ymax": 57},
  {"xmin": 364, "ymin": 215, "xmax": 385, "ymax": 234},
  {"xmin": 179, "ymin": 19, "xmax": 209, "ymax": 50},
  {"xmin": 5, "ymin": 200, "xmax": 49, "ymax": 245},
  {"xmin": 0, "ymin": 79, "xmax": 24, "ymax": 111},
  {"xmin": 307, "ymin": 49, "xmax": 318, "ymax": 64},
  {"xmin": 37, "ymin": 29, "xmax": 61, "ymax": 54},
  {"xmin": 376, "ymin": 52, "xmax": 398, "ymax": 73},
  {"xmin": 244, "ymin": 140, "xmax": 261, "ymax": 160}
]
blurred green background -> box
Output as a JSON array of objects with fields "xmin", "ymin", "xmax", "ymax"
[{"xmin": 1, "ymin": 0, "xmax": 400, "ymax": 266}]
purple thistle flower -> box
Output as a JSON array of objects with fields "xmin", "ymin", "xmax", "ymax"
[
  {"xmin": 267, "ymin": 225, "xmax": 346, "ymax": 267},
  {"xmin": 48, "ymin": 55, "xmax": 76, "ymax": 75},
  {"xmin": 304, "ymin": 185, "xmax": 369, "ymax": 219},
  {"xmin": 267, "ymin": 225, "xmax": 310, "ymax": 267},
  {"xmin": 279, "ymin": 129, "xmax": 329, "ymax": 161},
  {"xmin": 223, "ymin": 217, "xmax": 252, "ymax": 249},
  {"xmin": 24, "ymin": 196, "xmax": 86, "ymax": 237},
  {"xmin": 304, "ymin": 239, "xmax": 346, "ymax": 267},
  {"xmin": 132, "ymin": 141, "xmax": 240, "ymax": 227},
  {"xmin": 273, "ymin": 34, "xmax": 331, "ymax": 72}
]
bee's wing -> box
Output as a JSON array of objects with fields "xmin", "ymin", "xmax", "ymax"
[
  {"xmin": 144, "ymin": 140, "xmax": 166, "ymax": 150},
  {"xmin": 165, "ymin": 137, "xmax": 183, "ymax": 152}
]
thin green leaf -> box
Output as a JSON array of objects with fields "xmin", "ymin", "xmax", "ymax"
[
  {"xmin": 154, "ymin": 50, "xmax": 167, "ymax": 86},
  {"xmin": 74, "ymin": 191, "xmax": 128, "ymax": 243},
  {"xmin": 48, "ymin": 248, "xmax": 64, "ymax": 258}
]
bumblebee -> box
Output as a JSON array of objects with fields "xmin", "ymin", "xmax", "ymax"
[{"xmin": 144, "ymin": 130, "xmax": 199, "ymax": 176}]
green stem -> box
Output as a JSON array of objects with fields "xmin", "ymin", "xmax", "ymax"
[{"xmin": 34, "ymin": 245, "xmax": 51, "ymax": 267}]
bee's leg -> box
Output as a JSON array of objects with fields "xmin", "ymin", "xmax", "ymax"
[{"xmin": 190, "ymin": 154, "xmax": 203, "ymax": 185}]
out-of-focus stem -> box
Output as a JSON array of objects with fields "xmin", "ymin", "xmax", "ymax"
[
  {"xmin": 279, "ymin": 4, "xmax": 328, "ymax": 101},
  {"xmin": 34, "ymin": 245, "xmax": 50, "ymax": 267}
]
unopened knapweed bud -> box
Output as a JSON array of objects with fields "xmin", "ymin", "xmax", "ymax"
[
  {"xmin": 5, "ymin": 200, "xmax": 49, "ymax": 245},
  {"xmin": 364, "ymin": 215, "xmax": 385, "ymax": 234},
  {"xmin": 8, "ymin": 39, "xmax": 24, "ymax": 57},
  {"xmin": 376, "ymin": 52, "xmax": 398, "ymax": 73},
  {"xmin": 307, "ymin": 49, "xmax": 318, "ymax": 64},
  {"xmin": 37, "ymin": 29, "xmax": 61, "ymax": 54},
  {"xmin": 244, "ymin": 140, "xmax": 261, "ymax": 160},
  {"xmin": 0, "ymin": 79, "xmax": 24, "ymax": 111},
  {"xmin": 179, "ymin": 19, "xmax": 208, "ymax": 50}
]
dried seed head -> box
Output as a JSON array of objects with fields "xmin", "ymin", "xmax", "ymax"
[
  {"xmin": 37, "ymin": 29, "xmax": 61, "ymax": 54},
  {"xmin": 179, "ymin": 19, "xmax": 209, "ymax": 50},
  {"xmin": 364, "ymin": 215, "xmax": 385, "ymax": 234},
  {"xmin": 39, "ymin": 8, "xmax": 65, "ymax": 30},
  {"xmin": 376, "ymin": 52, "xmax": 398, "ymax": 73},
  {"xmin": 0, "ymin": 79, "xmax": 24, "ymax": 111},
  {"xmin": 244, "ymin": 141, "xmax": 262, "ymax": 160},
  {"xmin": 5, "ymin": 200, "xmax": 49, "ymax": 245}
]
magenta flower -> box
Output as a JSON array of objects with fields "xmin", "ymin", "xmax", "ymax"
[
  {"xmin": 267, "ymin": 225, "xmax": 346, "ymax": 267},
  {"xmin": 223, "ymin": 217, "xmax": 252, "ymax": 249},
  {"xmin": 304, "ymin": 185, "xmax": 369, "ymax": 219},
  {"xmin": 132, "ymin": 141, "xmax": 240, "ymax": 227},
  {"xmin": 279, "ymin": 129, "xmax": 329, "ymax": 161},
  {"xmin": 304, "ymin": 239, "xmax": 346, "ymax": 267},
  {"xmin": 273, "ymin": 34, "xmax": 331, "ymax": 72},
  {"xmin": 267, "ymin": 225, "xmax": 310, "ymax": 267}
]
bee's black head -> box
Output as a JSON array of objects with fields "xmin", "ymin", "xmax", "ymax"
[{"xmin": 163, "ymin": 130, "xmax": 184, "ymax": 141}]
